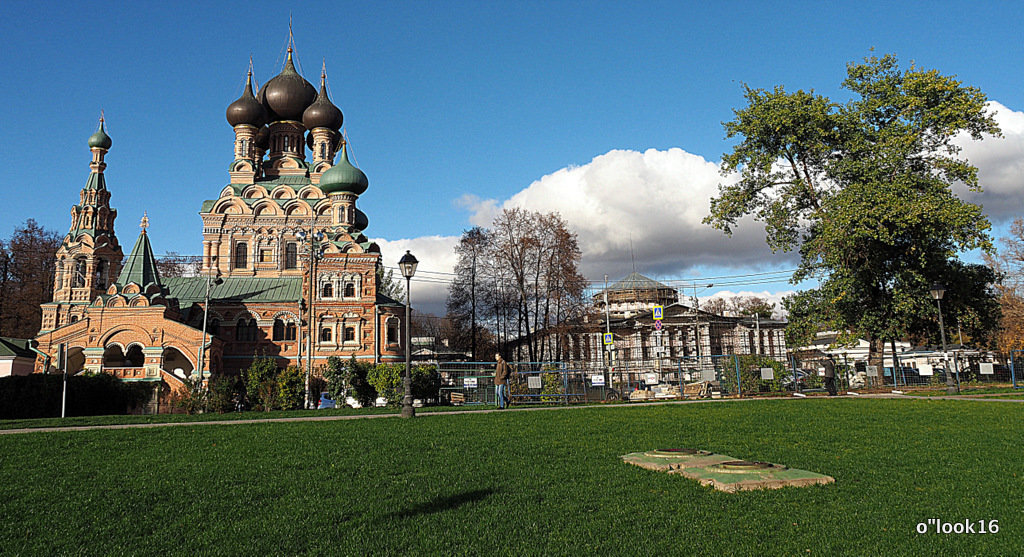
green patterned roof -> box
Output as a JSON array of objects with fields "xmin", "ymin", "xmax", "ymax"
[
  {"xmin": 115, "ymin": 230, "xmax": 162, "ymax": 289},
  {"xmin": 164, "ymin": 276, "xmax": 302, "ymax": 304},
  {"xmin": 0, "ymin": 337, "xmax": 34, "ymax": 358},
  {"xmin": 84, "ymin": 172, "xmax": 106, "ymax": 191}
]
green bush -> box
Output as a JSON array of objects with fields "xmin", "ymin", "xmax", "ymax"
[
  {"xmin": 323, "ymin": 356, "xmax": 377, "ymax": 407},
  {"xmin": 719, "ymin": 355, "xmax": 786, "ymax": 394},
  {"xmin": 0, "ymin": 373, "xmax": 152, "ymax": 419},
  {"xmin": 367, "ymin": 364, "xmax": 404, "ymax": 406},
  {"xmin": 276, "ymin": 366, "xmax": 306, "ymax": 410},
  {"xmin": 366, "ymin": 363, "xmax": 441, "ymax": 406},
  {"xmin": 207, "ymin": 374, "xmax": 242, "ymax": 413},
  {"xmin": 243, "ymin": 357, "xmax": 281, "ymax": 412},
  {"xmin": 541, "ymin": 371, "xmax": 564, "ymax": 402}
]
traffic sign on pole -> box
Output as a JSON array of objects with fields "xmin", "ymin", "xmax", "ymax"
[
  {"xmin": 654, "ymin": 320, "xmax": 663, "ymax": 331},
  {"xmin": 652, "ymin": 305, "xmax": 663, "ymax": 320},
  {"xmin": 603, "ymin": 332, "xmax": 614, "ymax": 345}
]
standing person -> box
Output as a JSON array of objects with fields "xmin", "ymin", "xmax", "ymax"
[
  {"xmin": 494, "ymin": 353, "xmax": 511, "ymax": 409},
  {"xmin": 823, "ymin": 355, "xmax": 838, "ymax": 396}
]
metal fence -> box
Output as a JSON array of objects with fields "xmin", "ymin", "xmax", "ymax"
[{"xmin": 436, "ymin": 351, "xmax": 1021, "ymax": 406}]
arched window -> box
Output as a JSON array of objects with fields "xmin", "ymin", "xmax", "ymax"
[
  {"xmin": 387, "ymin": 322, "xmax": 399, "ymax": 344},
  {"xmin": 320, "ymin": 327, "xmax": 333, "ymax": 343},
  {"xmin": 273, "ymin": 319, "xmax": 286, "ymax": 341},
  {"xmin": 94, "ymin": 259, "xmax": 107, "ymax": 289},
  {"xmin": 344, "ymin": 282, "xmax": 356, "ymax": 298},
  {"xmin": 344, "ymin": 326, "xmax": 356, "ymax": 343},
  {"xmin": 321, "ymin": 283, "xmax": 333, "ymax": 298},
  {"xmin": 285, "ymin": 322, "xmax": 296, "ymax": 341},
  {"xmin": 235, "ymin": 318, "xmax": 257, "ymax": 342},
  {"xmin": 234, "ymin": 243, "xmax": 248, "ymax": 269},
  {"xmin": 210, "ymin": 319, "xmax": 221, "ymax": 336},
  {"xmin": 285, "ymin": 243, "xmax": 298, "ymax": 269},
  {"xmin": 125, "ymin": 345, "xmax": 145, "ymax": 367},
  {"xmin": 74, "ymin": 258, "xmax": 87, "ymax": 287}
]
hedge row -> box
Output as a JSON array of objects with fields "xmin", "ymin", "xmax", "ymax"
[{"xmin": 0, "ymin": 373, "xmax": 153, "ymax": 419}]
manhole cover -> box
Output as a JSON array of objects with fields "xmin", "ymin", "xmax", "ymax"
[
  {"xmin": 717, "ymin": 461, "xmax": 781, "ymax": 471},
  {"xmin": 647, "ymin": 448, "xmax": 709, "ymax": 457}
]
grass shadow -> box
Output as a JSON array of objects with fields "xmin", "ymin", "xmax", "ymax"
[{"xmin": 394, "ymin": 488, "xmax": 498, "ymax": 518}]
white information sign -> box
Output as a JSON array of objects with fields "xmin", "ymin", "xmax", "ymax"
[
  {"xmin": 980, "ymin": 363, "xmax": 994, "ymax": 375},
  {"xmin": 527, "ymin": 376, "xmax": 543, "ymax": 389},
  {"xmin": 463, "ymin": 377, "xmax": 478, "ymax": 388},
  {"xmin": 644, "ymin": 373, "xmax": 659, "ymax": 385},
  {"xmin": 591, "ymin": 374, "xmax": 606, "ymax": 386},
  {"xmin": 701, "ymin": 369, "xmax": 717, "ymax": 382},
  {"xmin": 760, "ymin": 367, "xmax": 775, "ymax": 380},
  {"xmin": 918, "ymin": 364, "xmax": 934, "ymax": 376},
  {"xmin": 866, "ymin": 365, "xmax": 878, "ymax": 377}
]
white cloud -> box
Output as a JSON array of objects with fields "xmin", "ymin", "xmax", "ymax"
[
  {"xmin": 954, "ymin": 101, "xmax": 1024, "ymax": 222},
  {"xmin": 704, "ymin": 290, "xmax": 797, "ymax": 319},
  {"xmin": 375, "ymin": 235, "xmax": 460, "ymax": 316}
]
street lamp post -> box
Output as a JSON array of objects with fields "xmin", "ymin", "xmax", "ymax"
[
  {"xmin": 297, "ymin": 227, "xmax": 324, "ymax": 409},
  {"xmin": 399, "ymin": 250, "xmax": 418, "ymax": 419},
  {"xmin": 197, "ymin": 270, "xmax": 223, "ymax": 389},
  {"xmin": 930, "ymin": 282, "xmax": 958, "ymax": 395},
  {"xmin": 691, "ymin": 282, "xmax": 714, "ymax": 369}
]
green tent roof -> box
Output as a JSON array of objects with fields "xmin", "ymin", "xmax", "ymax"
[
  {"xmin": 0, "ymin": 337, "xmax": 35, "ymax": 359},
  {"xmin": 115, "ymin": 230, "xmax": 162, "ymax": 289}
]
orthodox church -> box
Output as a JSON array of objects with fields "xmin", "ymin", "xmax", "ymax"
[{"xmin": 33, "ymin": 44, "xmax": 406, "ymax": 410}]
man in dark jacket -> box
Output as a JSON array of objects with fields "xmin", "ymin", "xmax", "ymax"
[
  {"xmin": 494, "ymin": 353, "xmax": 511, "ymax": 409},
  {"xmin": 823, "ymin": 355, "xmax": 838, "ymax": 396}
]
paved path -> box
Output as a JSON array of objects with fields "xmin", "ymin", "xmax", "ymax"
[{"xmin": 1, "ymin": 391, "xmax": 1020, "ymax": 436}]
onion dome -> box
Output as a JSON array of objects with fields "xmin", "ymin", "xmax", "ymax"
[
  {"xmin": 88, "ymin": 118, "xmax": 112, "ymax": 149},
  {"xmin": 353, "ymin": 208, "xmax": 369, "ymax": 230},
  {"xmin": 255, "ymin": 126, "xmax": 269, "ymax": 150},
  {"xmin": 226, "ymin": 70, "xmax": 266, "ymax": 127},
  {"xmin": 258, "ymin": 49, "xmax": 316, "ymax": 123},
  {"xmin": 319, "ymin": 144, "xmax": 368, "ymax": 195},
  {"xmin": 302, "ymin": 71, "xmax": 343, "ymax": 130},
  {"xmin": 305, "ymin": 131, "xmax": 314, "ymax": 151}
]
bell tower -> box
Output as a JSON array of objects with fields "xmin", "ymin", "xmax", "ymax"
[{"xmin": 41, "ymin": 116, "xmax": 125, "ymax": 332}]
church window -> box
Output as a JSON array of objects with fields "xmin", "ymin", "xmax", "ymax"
[
  {"xmin": 319, "ymin": 143, "xmax": 326, "ymax": 159},
  {"xmin": 285, "ymin": 243, "xmax": 298, "ymax": 269},
  {"xmin": 273, "ymin": 319, "xmax": 285, "ymax": 341},
  {"xmin": 344, "ymin": 326, "xmax": 356, "ymax": 343},
  {"xmin": 210, "ymin": 319, "xmax": 220, "ymax": 336},
  {"xmin": 56, "ymin": 260, "xmax": 63, "ymax": 290},
  {"xmin": 283, "ymin": 135, "xmax": 290, "ymax": 151},
  {"xmin": 285, "ymin": 322, "xmax": 296, "ymax": 341},
  {"xmin": 74, "ymin": 258, "xmax": 87, "ymax": 287},
  {"xmin": 387, "ymin": 323, "xmax": 399, "ymax": 344},
  {"xmin": 70, "ymin": 315, "xmax": 78, "ymax": 323},
  {"xmin": 235, "ymin": 318, "xmax": 257, "ymax": 342},
  {"xmin": 344, "ymin": 282, "xmax": 356, "ymax": 298},
  {"xmin": 94, "ymin": 259, "xmax": 107, "ymax": 289},
  {"xmin": 321, "ymin": 283, "xmax": 333, "ymax": 298},
  {"xmin": 320, "ymin": 327, "xmax": 333, "ymax": 343},
  {"xmin": 259, "ymin": 249, "xmax": 272, "ymax": 263},
  {"xmin": 234, "ymin": 243, "xmax": 247, "ymax": 269}
]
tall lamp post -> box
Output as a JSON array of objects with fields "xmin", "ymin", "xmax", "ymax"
[
  {"xmin": 930, "ymin": 282, "xmax": 958, "ymax": 395},
  {"xmin": 297, "ymin": 227, "xmax": 324, "ymax": 409},
  {"xmin": 399, "ymin": 250, "xmax": 418, "ymax": 419},
  {"xmin": 197, "ymin": 270, "xmax": 223, "ymax": 388},
  {"xmin": 691, "ymin": 282, "xmax": 714, "ymax": 369}
]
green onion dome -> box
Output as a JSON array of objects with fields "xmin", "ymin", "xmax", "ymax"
[
  {"xmin": 302, "ymin": 77, "xmax": 343, "ymax": 131},
  {"xmin": 354, "ymin": 208, "xmax": 369, "ymax": 231},
  {"xmin": 226, "ymin": 71, "xmax": 266, "ymax": 127},
  {"xmin": 88, "ymin": 120, "xmax": 112, "ymax": 150},
  {"xmin": 258, "ymin": 50, "xmax": 316, "ymax": 123},
  {"xmin": 319, "ymin": 144, "xmax": 368, "ymax": 195}
]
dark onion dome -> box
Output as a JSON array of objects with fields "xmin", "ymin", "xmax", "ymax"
[
  {"xmin": 353, "ymin": 208, "xmax": 369, "ymax": 230},
  {"xmin": 305, "ymin": 131, "xmax": 314, "ymax": 151},
  {"xmin": 255, "ymin": 126, "xmax": 270, "ymax": 150},
  {"xmin": 319, "ymin": 144, "xmax": 368, "ymax": 195},
  {"xmin": 226, "ymin": 71, "xmax": 266, "ymax": 127},
  {"xmin": 258, "ymin": 49, "xmax": 316, "ymax": 123},
  {"xmin": 302, "ymin": 72, "xmax": 343, "ymax": 131},
  {"xmin": 88, "ymin": 118, "xmax": 112, "ymax": 149}
]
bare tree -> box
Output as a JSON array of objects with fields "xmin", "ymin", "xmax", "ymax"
[
  {"xmin": 0, "ymin": 219, "xmax": 61, "ymax": 338},
  {"xmin": 447, "ymin": 227, "xmax": 491, "ymax": 360},
  {"xmin": 985, "ymin": 217, "xmax": 1024, "ymax": 351}
]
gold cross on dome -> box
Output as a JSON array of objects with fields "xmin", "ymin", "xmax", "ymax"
[{"xmin": 140, "ymin": 211, "xmax": 149, "ymax": 231}]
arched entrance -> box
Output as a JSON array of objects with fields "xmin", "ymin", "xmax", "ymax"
[
  {"xmin": 103, "ymin": 344, "xmax": 126, "ymax": 367},
  {"xmin": 67, "ymin": 347, "xmax": 85, "ymax": 375},
  {"xmin": 161, "ymin": 347, "xmax": 195, "ymax": 378}
]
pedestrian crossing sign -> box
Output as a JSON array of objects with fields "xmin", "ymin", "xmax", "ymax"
[
  {"xmin": 603, "ymin": 332, "xmax": 614, "ymax": 345},
  {"xmin": 653, "ymin": 305, "xmax": 663, "ymax": 320}
]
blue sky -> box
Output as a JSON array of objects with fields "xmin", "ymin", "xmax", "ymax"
[{"xmin": 3, "ymin": 1, "xmax": 1024, "ymax": 314}]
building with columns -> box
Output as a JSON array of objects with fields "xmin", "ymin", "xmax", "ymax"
[{"xmin": 33, "ymin": 46, "xmax": 407, "ymax": 410}]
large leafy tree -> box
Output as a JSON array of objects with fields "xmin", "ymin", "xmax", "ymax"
[
  {"xmin": 0, "ymin": 219, "xmax": 62, "ymax": 338},
  {"xmin": 705, "ymin": 54, "xmax": 1001, "ymax": 362}
]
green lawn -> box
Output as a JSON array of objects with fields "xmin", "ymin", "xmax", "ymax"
[{"xmin": 1, "ymin": 399, "xmax": 1021, "ymax": 555}]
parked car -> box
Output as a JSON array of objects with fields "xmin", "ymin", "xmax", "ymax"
[
  {"xmin": 781, "ymin": 371, "xmax": 810, "ymax": 391},
  {"xmin": 318, "ymin": 392, "xmax": 336, "ymax": 409}
]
